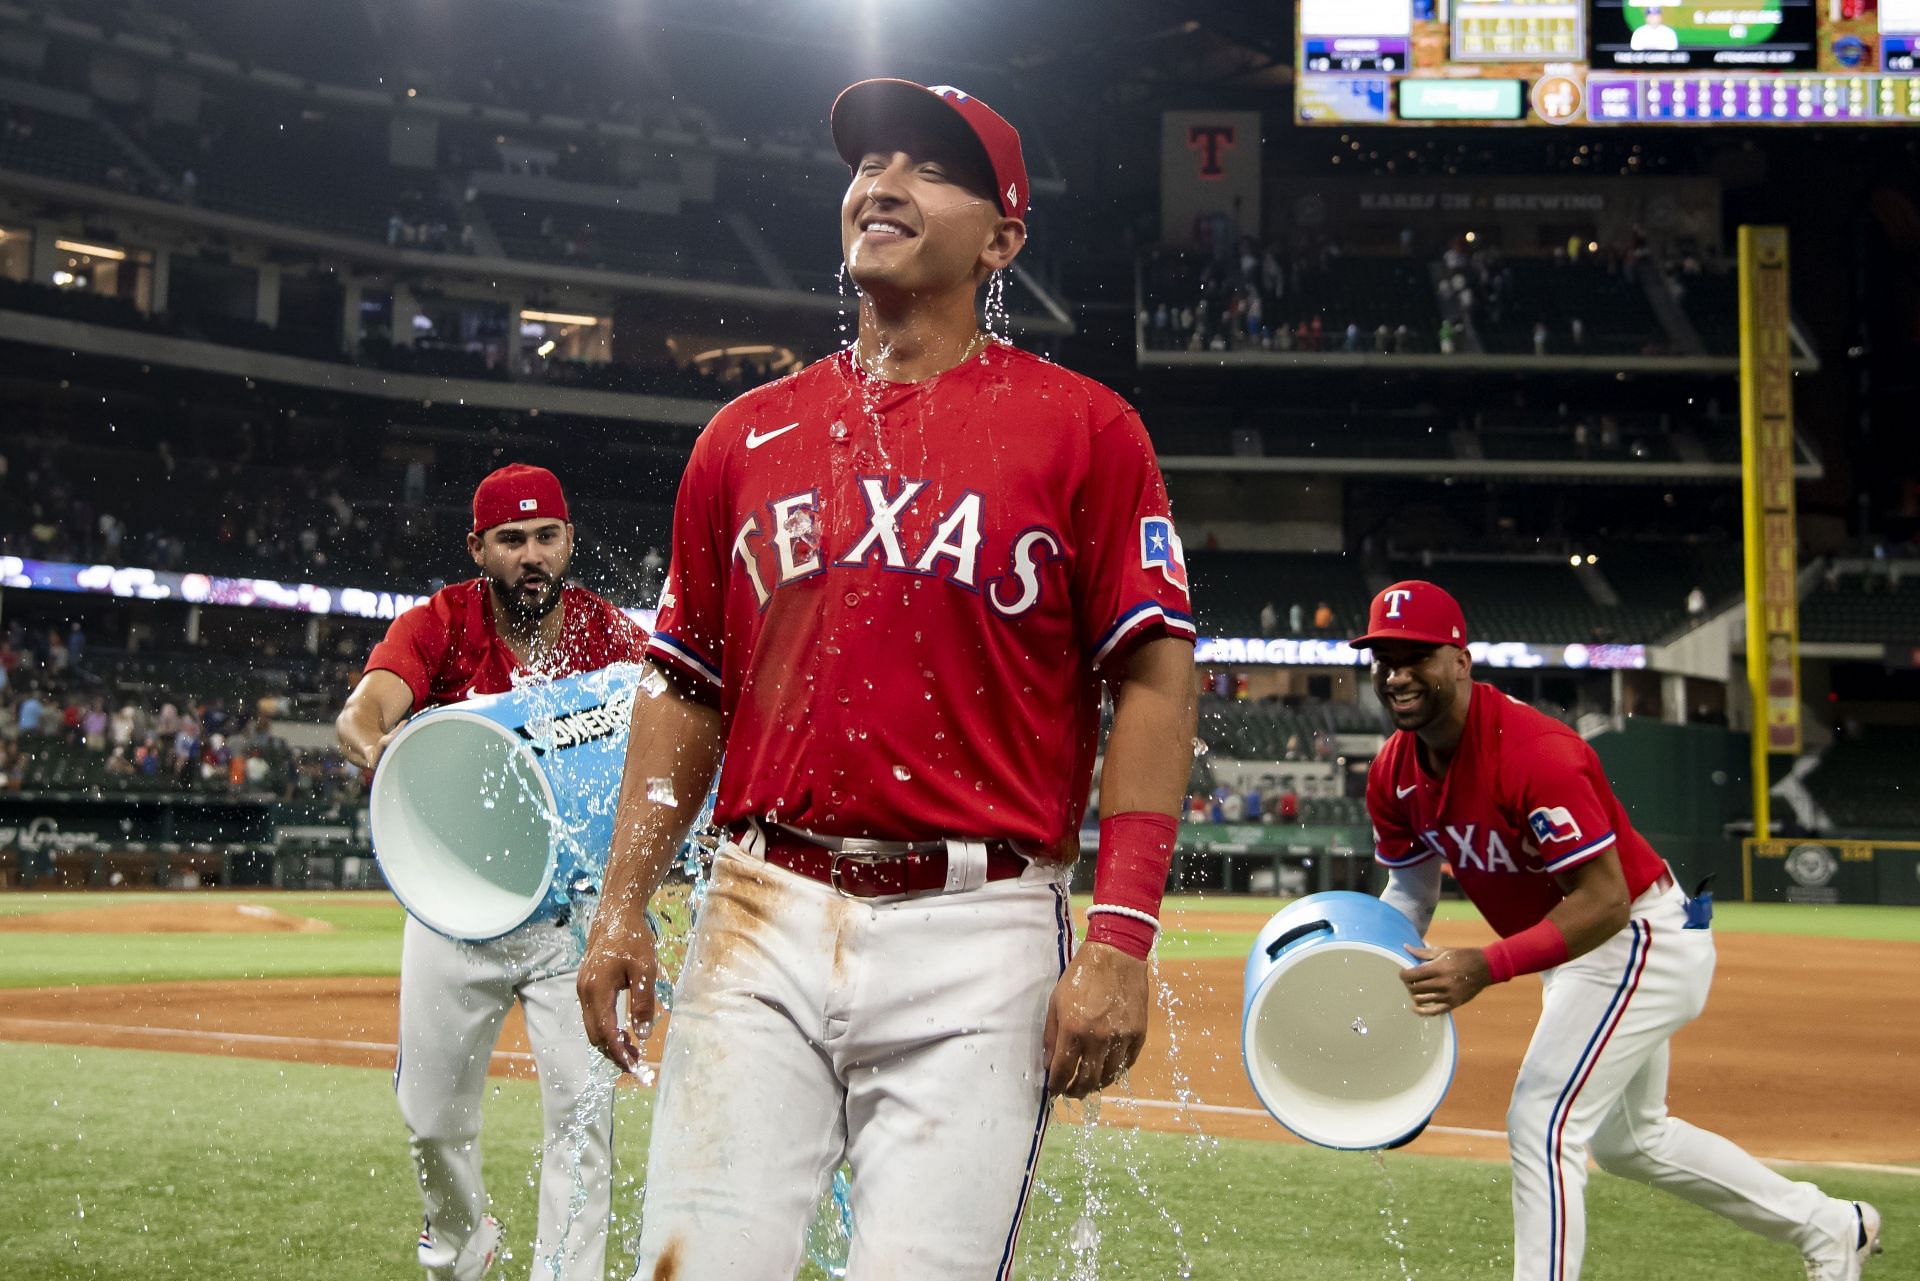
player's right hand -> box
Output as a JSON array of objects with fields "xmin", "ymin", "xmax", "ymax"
[
  {"xmin": 577, "ymin": 910, "xmax": 659, "ymax": 1073},
  {"xmin": 355, "ymin": 726, "xmax": 402, "ymax": 772}
]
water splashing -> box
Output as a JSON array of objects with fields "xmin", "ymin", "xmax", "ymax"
[{"xmin": 984, "ymin": 269, "xmax": 1011, "ymax": 341}]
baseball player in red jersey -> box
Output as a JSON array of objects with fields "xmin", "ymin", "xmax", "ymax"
[
  {"xmin": 1357, "ymin": 581, "xmax": 1882, "ymax": 1281},
  {"xmin": 575, "ymin": 80, "xmax": 1197, "ymax": 1278},
  {"xmin": 336, "ymin": 464, "xmax": 649, "ymax": 1281}
]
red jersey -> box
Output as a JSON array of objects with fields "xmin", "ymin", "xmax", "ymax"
[
  {"xmin": 645, "ymin": 343, "xmax": 1195, "ymax": 850},
  {"xmin": 365, "ymin": 579, "xmax": 649, "ymax": 711},
  {"xmin": 1367, "ymin": 683, "xmax": 1668, "ymax": 937}
]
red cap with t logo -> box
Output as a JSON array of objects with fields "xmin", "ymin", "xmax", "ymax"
[
  {"xmin": 830, "ymin": 78, "xmax": 1030, "ymax": 224},
  {"xmin": 1350, "ymin": 580, "xmax": 1469, "ymax": 650},
  {"xmin": 472, "ymin": 463, "xmax": 569, "ymax": 534}
]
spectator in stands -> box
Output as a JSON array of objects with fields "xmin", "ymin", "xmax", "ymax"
[
  {"xmin": 1438, "ymin": 318, "xmax": 1456, "ymax": 355},
  {"xmin": 1532, "ymin": 320, "xmax": 1550, "ymax": 356},
  {"xmin": 1313, "ymin": 600, "xmax": 1335, "ymax": 633},
  {"xmin": 1220, "ymin": 787, "xmax": 1246, "ymax": 822},
  {"xmin": 1244, "ymin": 782, "xmax": 1264, "ymax": 822},
  {"xmin": 110, "ymin": 702, "xmax": 137, "ymax": 749},
  {"xmin": 1288, "ymin": 601, "xmax": 1305, "ymax": 634},
  {"xmin": 0, "ymin": 692, "xmax": 14, "ymax": 743},
  {"xmin": 16, "ymin": 685, "xmax": 45, "ymax": 737},
  {"xmin": 45, "ymin": 628, "xmax": 68, "ymax": 677},
  {"xmin": 82, "ymin": 696, "xmax": 109, "ymax": 752},
  {"xmin": 1687, "ymin": 586, "xmax": 1707, "ymax": 619},
  {"xmin": 0, "ymin": 737, "xmax": 21, "ymax": 790},
  {"xmin": 1277, "ymin": 780, "xmax": 1300, "ymax": 825},
  {"xmin": 1259, "ymin": 600, "xmax": 1279, "ymax": 637}
]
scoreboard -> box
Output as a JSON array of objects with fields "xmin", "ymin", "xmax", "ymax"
[{"xmin": 1296, "ymin": 0, "xmax": 1920, "ymax": 124}]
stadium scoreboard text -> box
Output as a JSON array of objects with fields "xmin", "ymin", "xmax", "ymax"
[{"xmin": 1297, "ymin": 0, "xmax": 1920, "ymax": 125}]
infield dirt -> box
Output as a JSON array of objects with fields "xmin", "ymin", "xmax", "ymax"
[{"xmin": 0, "ymin": 915, "xmax": 1910, "ymax": 1165}]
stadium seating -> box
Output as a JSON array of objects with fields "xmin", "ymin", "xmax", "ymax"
[
  {"xmin": 1383, "ymin": 559, "xmax": 1618, "ymax": 643},
  {"xmin": 481, "ymin": 195, "xmax": 756, "ymax": 282},
  {"xmin": 0, "ymin": 103, "xmax": 130, "ymax": 188},
  {"xmin": 1679, "ymin": 270, "xmax": 1741, "ymax": 357},
  {"xmin": 1473, "ymin": 260, "xmax": 1663, "ymax": 357},
  {"xmin": 1196, "ymin": 695, "xmax": 1382, "ymax": 762},
  {"xmin": 1185, "ymin": 551, "xmax": 1372, "ymax": 638},
  {"xmin": 1806, "ymin": 727, "xmax": 1920, "ymax": 835},
  {"xmin": 1801, "ymin": 569, "xmax": 1920, "ymax": 644}
]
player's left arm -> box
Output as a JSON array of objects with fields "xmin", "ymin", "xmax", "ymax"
[
  {"xmin": 1045, "ymin": 634, "xmax": 1196, "ymax": 1099},
  {"xmin": 1402, "ymin": 851, "xmax": 1631, "ymax": 1015},
  {"xmin": 1402, "ymin": 736, "xmax": 1632, "ymax": 1014},
  {"xmin": 1047, "ymin": 398, "xmax": 1196, "ymax": 1098}
]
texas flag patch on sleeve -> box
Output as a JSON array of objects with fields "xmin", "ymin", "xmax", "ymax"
[
  {"xmin": 1527, "ymin": 805, "xmax": 1583, "ymax": 845},
  {"xmin": 1140, "ymin": 516, "xmax": 1188, "ymax": 590}
]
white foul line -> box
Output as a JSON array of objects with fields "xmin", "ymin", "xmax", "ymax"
[
  {"xmin": 1, "ymin": 1018, "xmax": 1912, "ymax": 1178},
  {"xmin": 0, "ymin": 1016, "xmax": 664, "ymax": 1073}
]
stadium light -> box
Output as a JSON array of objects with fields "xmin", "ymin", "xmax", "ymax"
[
  {"xmin": 54, "ymin": 239, "xmax": 127, "ymax": 260},
  {"xmin": 1569, "ymin": 554, "xmax": 1581, "ymax": 567},
  {"xmin": 520, "ymin": 309, "xmax": 600, "ymax": 326}
]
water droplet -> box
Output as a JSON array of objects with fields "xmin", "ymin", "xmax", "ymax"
[
  {"xmin": 638, "ymin": 666, "xmax": 669, "ymax": 699},
  {"xmin": 1068, "ymin": 1214, "xmax": 1100, "ymax": 1255},
  {"xmin": 892, "ymin": 765, "xmax": 912, "ymax": 782},
  {"xmin": 646, "ymin": 778, "xmax": 678, "ymax": 807},
  {"xmin": 1352, "ymin": 1017, "xmax": 1369, "ymax": 1036},
  {"xmin": 1191, "ymin": 737, "xmax": 1209, "ymax": 758}
]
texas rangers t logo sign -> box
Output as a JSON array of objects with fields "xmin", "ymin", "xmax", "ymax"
[
  {"xmin": 1383, "ymin": 588, "xmax": 1413, "ymax": 618},
  {"xmin": 1186, "ymin": 124, "xmax": 1236, "ymax": 179}
]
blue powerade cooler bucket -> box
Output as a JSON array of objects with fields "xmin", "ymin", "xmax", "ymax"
[
  {"xmin": 1242, "ymin": 891, "xmax": 1457, "ymax": 1150},
  {"xmin": 369, "ymin": 662, "xmax": 644, "ymax": 941}
]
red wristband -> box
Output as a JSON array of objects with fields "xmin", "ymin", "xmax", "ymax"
[
  {"xmin": 1085, "ymin": 811, "xmax": 1178, "ymax": 960},
  {"xmin": 1482, "ymin": 919, "xmax": 1569, "ymax": 984}
]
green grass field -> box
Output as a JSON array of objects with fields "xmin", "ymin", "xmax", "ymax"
[
  {"xmin": 0, "ymin": 1041, "xmax": 1908, "ymax": 1281},
  {"xmin": 0, "ymin": 889, "xmax": 1911, "ymax": 1278}
]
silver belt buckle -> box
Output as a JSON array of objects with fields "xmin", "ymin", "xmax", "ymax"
[{"xmin": 829, "ymin": 850, "xmax": 924, "ymax": 904}]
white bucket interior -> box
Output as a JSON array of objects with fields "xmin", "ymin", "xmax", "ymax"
[
  {"xmin": 371, "ymin": 714, "xmax": 557, "ymax": 940},
  {"xmin": 1245, "ymin": 942, "xmax": 1454, "ymax": 1149}
]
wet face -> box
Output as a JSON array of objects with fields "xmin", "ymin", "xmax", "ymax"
[
  {"xmin": 841, "ymin": 130, "xmax": 1018, "ymax": 300},
  {"xmin": 1370, "ymin": 640, "xmax": 1470, "ymax": 733},
  {"xmin": 468, "ymin": 518, "xmax": 571, "ymax": 621}
]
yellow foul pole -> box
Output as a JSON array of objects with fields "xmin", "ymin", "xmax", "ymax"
[{"xmin": 1736, "ymin": 226, "xmax": 1800, "ymax": 900}]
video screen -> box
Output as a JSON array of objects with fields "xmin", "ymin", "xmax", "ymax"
[
  {"xmin": 1591, "ymin": 1, "xmax": 1818, "ymax": 70},
  {"xmin": 1294, "ymin": 0, "xmax": 1920, "ymax": 124}
]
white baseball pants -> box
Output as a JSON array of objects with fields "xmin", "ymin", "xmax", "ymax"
[
  {"xmin": 629, "ymin": 837, "xmax": 1073, "ymax": 1281},
  {"xmin": 396, "ymin": 912, "xmax": 617, "ymax": 1281},
  {"xmin": 1506, "ymin": 879, "xmax": 1854, "ymax": 1281}
]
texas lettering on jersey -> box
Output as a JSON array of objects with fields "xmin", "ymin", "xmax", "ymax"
[
  {"xmin": 730, "ymin": 478, "xmax": 1068, "ymax": 620},
  {"xmin": 646, "ymin": 344, "xmax": 1195, "ymax": 847}
]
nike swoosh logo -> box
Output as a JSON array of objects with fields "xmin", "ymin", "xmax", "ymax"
[
  {"xmin": 745, "ymin": 422, "xmax": 799, "ymax": 450},
  {"xmin": 1396, "ymin": 783, "xmax": 1418, "ymax": 799}
]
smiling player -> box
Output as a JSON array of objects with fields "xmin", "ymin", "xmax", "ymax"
[
  {"xmin": 1356, "ymin": 580, "xmax": 1882, "ymax": 1281},
  {"xmin": 576, "ymin": 79, "xmax": 1197, "ymax": 1278}
]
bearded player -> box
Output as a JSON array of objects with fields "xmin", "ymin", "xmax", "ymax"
[
  {"xmin": 1357, "ymin": 580, "xmax": 1882, "ymax": 1281},
  {"xmin": 576, "ymin": 80, "xmax": 1196, "ymax": 1278},
  {"xmin": 337, "ymin": 464, "xmax": 648, "ymax": 1281}
]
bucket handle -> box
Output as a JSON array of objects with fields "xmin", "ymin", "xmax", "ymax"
[{"xmin": 1265, "ymin": 918, "xmax": 1333, "ymax": 960}]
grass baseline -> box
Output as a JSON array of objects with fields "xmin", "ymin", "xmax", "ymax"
[{"xmin": 0, "ymin": 1042, "xmax": 1906, "ymax": 1281}]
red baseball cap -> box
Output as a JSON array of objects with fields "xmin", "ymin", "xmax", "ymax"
[
  {"xmin": 1350, "ymin": 580, "xmax": 1470, "ymax": 650},
  {"xmin": 830, "ymin": 79, "xmax": 1029, "ymax": 224},
  {"xmin": 472, "ymin": 464, "xmax": 569, "ymax": 534}
]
